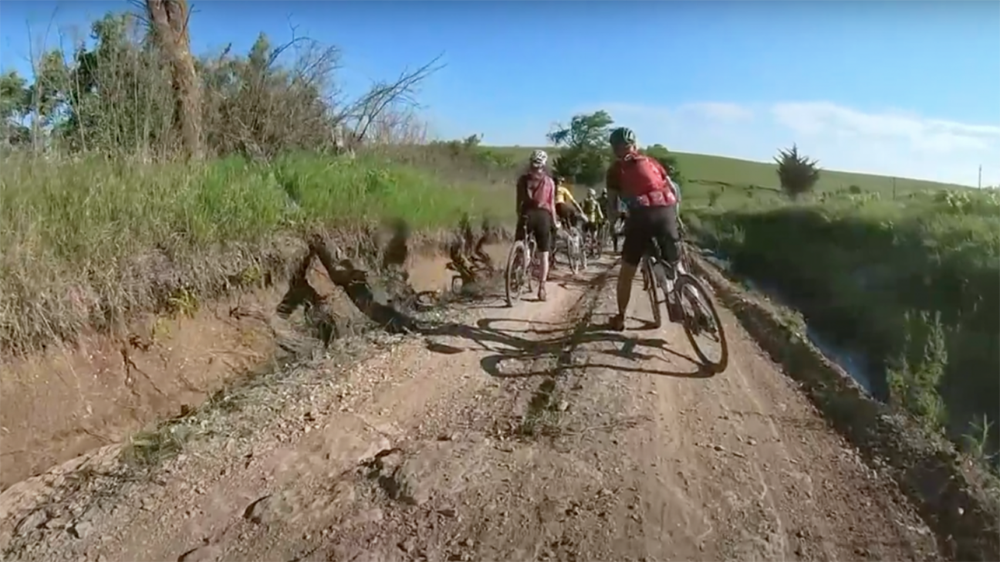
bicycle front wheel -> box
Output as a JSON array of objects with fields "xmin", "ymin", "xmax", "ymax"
[
  {"xmin": 641, "ymin": 257, "xmax": 662, "ymax": 328},
  {"xmin": 676, "ymin": 273, "xmax": 728, "ymax": 373},
  {"xmin": 505, "ymin": 241, "xmax": 528, "ymax": 307}
]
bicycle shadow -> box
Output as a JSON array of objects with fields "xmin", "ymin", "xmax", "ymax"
[
  {"xmin": 455, "ymin": 317, "xmax": 711, "ymax": 379},
  {"xmin": 297, "ymin": 239, "xmax": 714, "ymax": 380}
]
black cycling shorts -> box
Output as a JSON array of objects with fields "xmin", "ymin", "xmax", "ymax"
[
  {"xmin": 621, "ymin": 205, "xmax": 681, "ymax": 267},
  {"xmin": 516, "ymin": 208, "xmax": 553, "ymax": 253},
  {"xmin": 555, "ymin": 202, "xmax": 581, "ymax": 228}
]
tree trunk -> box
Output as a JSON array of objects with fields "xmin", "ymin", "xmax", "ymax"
[{"xmin": 145, "ymin": 0, "xmax": 203, "ymax": 160}]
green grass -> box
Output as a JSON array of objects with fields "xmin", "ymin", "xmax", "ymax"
[
  {"xmin": 486, "ymin": 145, "xmax": 974, "ymax": 194},
  {"xmin": 683, "ymin": 182, "xmax": 1000, "ymax": 460},
  {"xmin": 0, "ymin": 151, "xmax": 511, "ymax": 353}
]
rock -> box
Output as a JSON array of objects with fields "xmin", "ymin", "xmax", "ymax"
[
  {"xmin": 557, "ymin": 401, "xmax": 569, "ymax": 412},
  {"xmin": 352, "ymin": 508, "xmax": 384, "ymax": 525},
  {"xmin": 178, "ymin": 544, "xmax": 222, "ymax": 562},
  {"xmin": 16, "ymin": 510, "xmax": 50, "ymax": 535},
  {"xmin": 399, "ymin": 538, "xmax": 416, "ymax": 553},
  {"xmin": 68, "ymin": 521, "xmax": 92, "ymax": 540},
  {"xmin": 42, "ymin": 515, "xmax": 70, "ymax": 530},
  {"xmin": 438, "ymin": 508, "xmax": 457, "ymax": 518}
]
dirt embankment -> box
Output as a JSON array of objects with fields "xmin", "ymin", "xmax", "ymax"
[
  {"xmin": 0, "ymin": 220, "xmax": 507, "ymax": 491},
  {"xmin": 2, "ymin": 250, "xmax": 978, "ymax": 562}
]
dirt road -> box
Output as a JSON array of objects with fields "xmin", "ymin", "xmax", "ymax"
[{"xmin": 1, "ymin": 256, "xmax": 942, "ymax": 562}]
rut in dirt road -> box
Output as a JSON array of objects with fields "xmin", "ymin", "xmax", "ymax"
[{"xmin": 2, "ymin": 256, "xmax": 945, "ymax": 562}]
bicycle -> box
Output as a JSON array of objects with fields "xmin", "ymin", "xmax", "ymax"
[
  {"xmin": 552, "ymin": 217, "xmax": 586, "ymax": 275},
  {"xmin": 505, "ymin": 216, "xmax": 540, "ymax": 307},
  {"xmin": 563, "ymin": 222, "xmax": 587, "ymax": 274},
  {"xmin": 640, "ymin": 237, "xmax": 729, "ymax": 373},
  {"xmin": 584, "ymin": 221, "xmax": 604, "ymax": 260}
]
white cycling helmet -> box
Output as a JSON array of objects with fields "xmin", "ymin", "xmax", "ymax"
[
  {"xmin": 588, "ymin": 188, "xmax": 596, "ymax": 198},
  {"xmin": 529, "ymin": 149, "xmax": 548, "ymax": 168}
]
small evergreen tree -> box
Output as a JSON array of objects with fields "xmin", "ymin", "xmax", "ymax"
[{"xmin": 774, "ymin": 144, "xmax": 820, "ymax": 199}]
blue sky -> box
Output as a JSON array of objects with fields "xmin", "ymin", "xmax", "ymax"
[{"xmin": 1, "ymin": 1, "xmax": 998, "ymax": 186}]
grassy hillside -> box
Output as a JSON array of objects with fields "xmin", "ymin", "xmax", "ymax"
[{"xmin": 486, "ymin": 145, "xmax": 972, "ymax": 194}]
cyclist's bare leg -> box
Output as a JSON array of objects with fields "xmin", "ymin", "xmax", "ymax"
[
  {"xmin": 538, "ymin": 250, "xmax": 550, "ymax": 295},
  {"xmin": 612, "ymin": 262, "xmax": 637, "ymax": 330}
]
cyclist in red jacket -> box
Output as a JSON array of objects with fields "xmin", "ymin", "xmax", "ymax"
[
  {"xmin": 605, "ymin": 127, "xmax": 681, "ymax": 331},
  {"xmin": 515, "ymin": 149, "xmax": 558, "ymax": 301}
]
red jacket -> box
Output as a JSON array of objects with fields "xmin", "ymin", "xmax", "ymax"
[
  {"xmin": 517, "ymin": 168, "xmax": 555, "ymax": 213},
  {"xmin": 606, "ymin": 152, "xmax": 677, "ymax": 208}
]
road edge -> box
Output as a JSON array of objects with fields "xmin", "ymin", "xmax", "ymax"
[{"xmin": 688, "ymin": 252, "xmax": 1000, "ymax": 562}]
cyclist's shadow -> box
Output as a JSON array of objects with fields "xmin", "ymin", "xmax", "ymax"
[{"xmin": 468, "ymin": 317, "xmax": 711, "ymax": 379}]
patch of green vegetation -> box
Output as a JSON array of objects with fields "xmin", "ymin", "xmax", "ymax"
[
  {"xmin": 0, "ymin": 152, "xmax": 509, "ymax": 353},
  {"xmin": 688, "ymin": 184, "xmax": 1000, "ymax": 458}
]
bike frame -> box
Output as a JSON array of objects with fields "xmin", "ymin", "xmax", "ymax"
[{"xmin": 514, "ymin": 214, "xmax": 541, "ymax": 274}]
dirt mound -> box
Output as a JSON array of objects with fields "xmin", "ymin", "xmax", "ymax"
[{"xmin": 0, "ymin": 219, "xmax": 507, "ymax": 491}]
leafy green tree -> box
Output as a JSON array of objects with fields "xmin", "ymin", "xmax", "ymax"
[
  {"xmin": 0, "ymin": 71, "xmax": 30, "ymax": 145},
  {"xmin": 547, "ymin": 110, "xmax": 614, "ymax": 185},
  {"xmin": 774, "ymin": 144, "xmax": 821, "ymax": 199}
]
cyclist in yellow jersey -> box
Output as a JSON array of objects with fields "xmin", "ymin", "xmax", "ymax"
[
  {"xmin": 554, "ymin": 177, "xmax": 585, "ymax": 230},
  {"xmin": 580, "ymin": 188, "xmax": 605, "ymax": 239}
]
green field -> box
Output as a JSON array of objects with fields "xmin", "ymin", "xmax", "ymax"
[{"xmin": 487, "ymin": 145, "xmax": 973, "ymax": 194}]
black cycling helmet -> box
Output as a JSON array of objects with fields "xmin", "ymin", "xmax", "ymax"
[{"xmin": 609, "ymin": 127, "xmax": 636, "ymax": 147}]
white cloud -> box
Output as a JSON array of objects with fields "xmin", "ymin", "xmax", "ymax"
[
  {"xmin": 585, "ymin": 101, "xmax": 1000, "ymax": 187},
  {"xmin": 679, "ymin": 102, "xmax": 755, "ymax": 122}
]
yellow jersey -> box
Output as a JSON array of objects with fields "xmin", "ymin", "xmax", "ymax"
[{"xmin": 556, "ymin": 185, "xmax": 577, "ymax": 205}]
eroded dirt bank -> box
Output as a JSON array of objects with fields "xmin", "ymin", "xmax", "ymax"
[
  {"xmin": 0, "ymin": 255, "xmax": 950, "ymax": 562},
  {"xmin": 0, "ymin": 224, "xmax": 507, "ymax": 491}
]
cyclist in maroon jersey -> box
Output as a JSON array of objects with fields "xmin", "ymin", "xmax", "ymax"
[
  {"xmin": 515, "ymin": 149, "xmax": 558, "ymax": 301},
  {"xmin": 605, "ymin": 127, "xmax": 681, "ymax": 331}
]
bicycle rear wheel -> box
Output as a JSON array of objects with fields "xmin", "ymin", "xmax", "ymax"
[
  {"xmin": 525, "ymin": 239, "xmax": 537, "ymax": 294},
  {"xmin": 676, "ymin": 273, "xmax": 728, "ymax": 372},
  {"xmin": 567, "ymin": 230, "xmax": 583, "ymax": 275},
  {"xmin": 641, "ymin": 257, "xmax": 662, "ymax": 328},
  {"xmin": 505, "ymin": 241, "xmax": 528, "ymax": 307}
]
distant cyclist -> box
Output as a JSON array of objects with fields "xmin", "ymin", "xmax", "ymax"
[
  {"xmin": 597, "ymin": 188, "xmax": 611, "ymax": 220},
  {"xmin": 555, "ymin": 177, "xmax": 586, "ymax": 231},
  {"xmin": 515, "ymin": 149, "xmax": 558, "ymax": 301},
  {"xmin": 605, "ymin": 127, "xmax": 681, "ymax": 331},
  {"xmin": 580, "ymin": 188, "xmax": 605, "ymax": 241}
]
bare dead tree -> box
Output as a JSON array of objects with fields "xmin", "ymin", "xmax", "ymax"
[
  {"xmin": 144, "ymin": 0, "xmax": 203, "ymax": 160},
  {"xmin": 339, "ymin": 54, "xmax": 445, "ymax": 149}
]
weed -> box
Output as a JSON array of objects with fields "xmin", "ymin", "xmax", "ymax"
[
  {"xmin": 887, "ymin": 310, "xmax": 948, "ymax": 432},
  {"xmin": 121, "ymin": 422, "xmax": 195, "ymax": 469}
]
